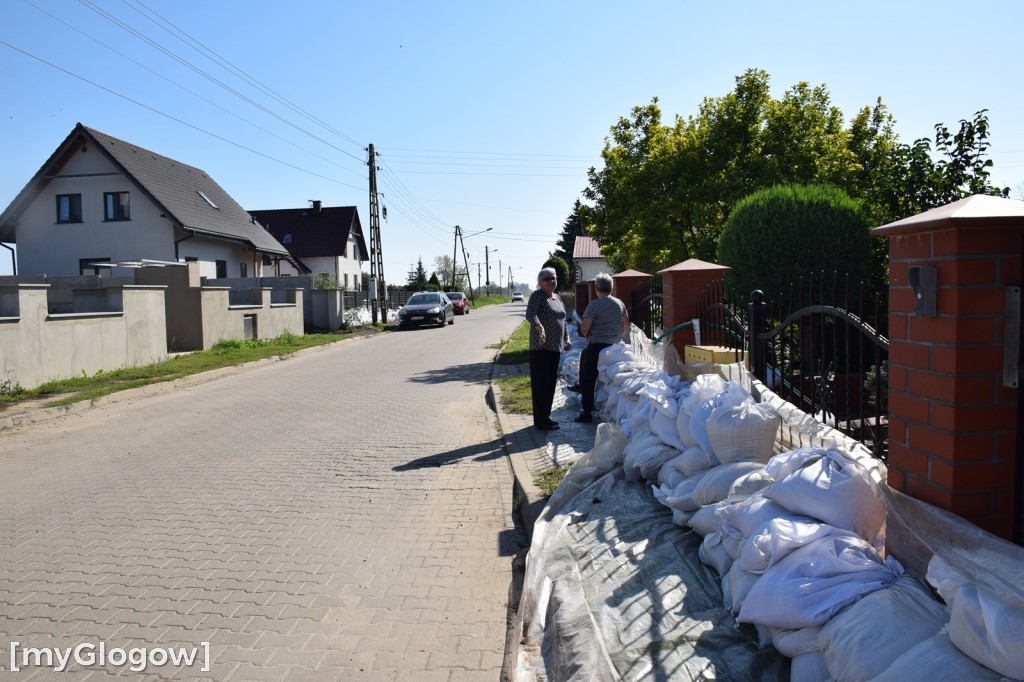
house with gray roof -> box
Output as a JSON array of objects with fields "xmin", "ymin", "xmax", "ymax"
[
  {"xmin": 0, "ymin": 123, "xmax": 290, "ymax": 280},
  {"xmin": 249, "ymin": 202, "xmax": 367, "ymax": 290}
]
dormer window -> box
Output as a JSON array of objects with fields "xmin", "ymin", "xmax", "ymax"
[{"xmin": 197, "ymin": 190, "xmax": 218, "ymax": 209}]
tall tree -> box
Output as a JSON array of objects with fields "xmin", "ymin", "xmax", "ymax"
[
  {"xmin": 405, "ymin": 258, "xmax": 429, "ymax": 291},
  {"xmin": 551, "ymin": 200, "xmax": 587, "ymax": 278}
]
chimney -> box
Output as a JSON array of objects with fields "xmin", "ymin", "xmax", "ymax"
[{"xmin": 311, "ymin": 200, "xmax": 322, "ymax": 213}]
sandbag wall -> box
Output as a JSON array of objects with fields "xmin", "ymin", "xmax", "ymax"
[{"xmin": 573, "ymin": 340, "xmax": 1024, "ymax": 682}]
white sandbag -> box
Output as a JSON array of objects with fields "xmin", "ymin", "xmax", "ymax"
[
  {"xmin": 622, "ymin": 421, "xmax": 678, "ymax": 483},
  {"xmin": 868, "ymin": 630, "xmax": 1005, "ymax": 681},
  {"xmin": 759, "ymin": 625, "xmax": 822, "ymax": 658},
  {"xmin": 665, "ymin": 446, "xmax": 717, "ymax": 479},
  {"xmin": 728, "ymin": 466, "xmax": 774, "ymax": 499},
  {"xmin": 698, "ymin": 530, "xmax": 734, "ymax": 576},
  {"xmin": 686, "ymin": 396, "xmax": 717, "ymax": 459},
  {"xmin": 722, "ymin": 560, "xmax": 760, "ymax": 614},
  {"xmin": 818, "ymin": 575, "xmax": 950, "ymax": 682},
  {"xmin": 738, "ymin": 534, "xmax": 904, "ymax": 630},
  {"xmin": 719, "ymin": 491, "xmax": 813, "ymax": 539},
  {"xmin": 692, "ymin": 461, "xmax": 766, "ymax": 508},
  {"xmin": 740, "ymin": 519, "xmax": 852, "ymax": 575},
  {"xmin": 927, "ymin": 553, "xmax": 1024, "ymax": 679},
  {"xmin": 658, "ymin": 470, "xmax": 710, "ymax": 513},
  {"xmin": 657, "ymin": 459, "xmax": 687, "ymax": 489},
  {"xmin": 763, "ymin": 446, "xmax": 886, "ymax": 545},
  {"xmin": 686, "ymin": 500, "xmax": 728, "ymax": 537},
  {"xmin": 790, "ymin": 651, "xmax": 831, "ymax": 682},
  {"xmin": 706, "ymin": 396, "xmax": 781, "ymax": 464},
  {"xmin": 671, "ymin": 508, "xmax": 692, "ymax": 527},
  {"xmin": 678, "ymin": 374, "xmax": 728, "ymax": 450}
]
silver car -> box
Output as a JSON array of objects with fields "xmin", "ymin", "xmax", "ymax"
[{"xmin": 397, "ymin": 292, "xmax": 455, "ymax": 328}]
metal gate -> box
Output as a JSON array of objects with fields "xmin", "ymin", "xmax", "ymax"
[{"xmin": 630, "ymin": 276, "xmax": 662, "ymax": 338}]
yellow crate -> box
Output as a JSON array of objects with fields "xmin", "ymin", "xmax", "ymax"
[{"xmin": 684, "ymin": 345, "xmax": 748, "ymax": 368}]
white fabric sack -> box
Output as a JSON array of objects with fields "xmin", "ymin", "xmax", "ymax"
[
  {"xmin": 868, "ymin": 630, "xmax": 1005, "ymax": 681},
  {"xmin": 737, "ymin": 534, "xmax": 904, "ymax": 630},
  {"xmin": 790, "ymin": 652, "xmax": 831, "ymax": 682},
  {"xmin": 706, "ymin": 396, "xmax": 781, "ymax": 464},
  {"xmin": 665, "ymin": 446, "xmax": 717, "ymax": 479},
  {"xmin": 656, "ymin": 459, "xmax": 687, "ymax": 489},
  {"xmin": 763, "ymin": 446, "xmax": 886, "ymax": 545},
  {"xmin": 927, "ymin": 553, "xmax": 1024, "ymax": 679},
  {"xmin": 657, "ymin": 470, "xmax": 710, "ymax": 513},
  {"xmin": 692, "ymin": 461, "xmax": 765, "ymax": 509},
  {"xmin": 698, "ymin": 530, "xmax": 734, "ymax": 576},
  {"xmin": 721, "ymin": 560, "xmax": 760, "ymax": 614},
  {"xmin": 678, "ymin": 374, "xmax": 728, "ymax": 450},
  {"xmin": 686, "ymin": 500, "xmax": 728, "ymax": 537},
  {"xmin": 622, "ymin": 421, "xmax": 678, "ymax": 483},
  {"xmin": 727, "ymin": 467, "xmax": 774, "ymax": 500},
  {"xmin": 818, "ymin": 575, "xmax": 950, "ymax": 682},
  {"xmin": 670, "ymin": 507, "xmax": 692, "ymax": 527},
  {"xmin": 757, "ymin": 625, "xmax": 822, "ymax": 658},
  {"xmin": 740, "ymin": 519, "xmax": 852, "ymax": 575},
  {"xmin": 719, "ymin": 491, "xmax": 813, "ymax": 540}
]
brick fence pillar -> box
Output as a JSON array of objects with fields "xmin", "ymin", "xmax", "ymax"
[
  {"xmin": 612, "ymin": 269, "xmax": 650, "ymax": 322},
  {"xmin": 657, "ymin": 259, "xmax": 731, "ymax": 360},
  {"xmin": 574, "ymin": 282, "xmax": 589, "ymax": 317},
  {"xmin": 872, "ymin": 195, "xmax": 1024, "ymax": 540}
]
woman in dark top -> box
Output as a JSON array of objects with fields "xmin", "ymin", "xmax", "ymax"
[{"xmin": 524, "ymin": 267, "xmax": 571, "ymax": 430}]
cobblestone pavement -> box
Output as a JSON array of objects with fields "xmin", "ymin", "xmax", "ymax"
[{"xmin": 0, "ymin": 304, "xmax": 528, "ymax": 681}]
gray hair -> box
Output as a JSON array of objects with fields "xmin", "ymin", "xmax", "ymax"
[
  {"xmin": 594, "ymin": 272, "xmax": 613, "ymax": 293},
  {"xmin": 537, "ymin": 267, "xmax": 557, "ymax": 282}
]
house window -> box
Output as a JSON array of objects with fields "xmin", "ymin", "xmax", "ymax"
[
  {"xmin": 240, "ymin": 262, "xmax": 247, "ymax": 278},
  {"xmin": 80, "ymin": 257, "xmax": 110, "ymax": 275},
  {"xmin": 104, "ymin": 192, "xmax": 130, "ymax": 221},
  {"xmin": 343, "ymin": 274, "xmax": 349, "ymax": 288},
  {"xmin": 56, "ymin": 194, "xmax": 82, "ymax": 223},
  {"xmin": 215, "ymin": 260, "xmax": 227, "ymax": 279}
]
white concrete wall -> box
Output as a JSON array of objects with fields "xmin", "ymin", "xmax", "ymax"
[
  {"xmin": 0, "ymin": 284, "xmax": 167, "ymax": 389},
  {"xmin": 576, "ymin": 259, "xmax": 611, "ymax": 284}
]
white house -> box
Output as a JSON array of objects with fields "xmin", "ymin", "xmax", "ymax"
[
  {"xmin": 0, "ymin": 123, "xmax": 291, "ymax": 280},
  {"xmin": 249, "ymin": 202, "xmax": 366, "ymax": 290},
  {"xmin": 572, "ymin": 235, "xmax": 611, "ymax": 283}
]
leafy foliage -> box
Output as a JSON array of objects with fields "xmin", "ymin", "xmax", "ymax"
[
  {"xmin": 718, "ymin": 184, "xmax": 871, "ymax": 299},
  {"xmin": 582, "ymin": 70, "xmax": 1008, "ymax": 277},
  {"xmin": 405, "ymin": 257, "xmax": 429, "ymax": 291}
]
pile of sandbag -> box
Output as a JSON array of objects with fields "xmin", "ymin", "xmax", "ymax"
[{"xmin": 589, "ymin": 361, "xmax": 1024, "ymax": 681}]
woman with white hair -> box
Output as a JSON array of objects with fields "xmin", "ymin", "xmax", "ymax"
[
  {"xmin": 576, "ymin": 272, "xmax": 628, "ymax": 423},
  {"xmin": 524, "ymin": 266, "xmax": 571, "ymax": 430}
]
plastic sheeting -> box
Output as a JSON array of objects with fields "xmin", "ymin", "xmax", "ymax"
[{"xmin": 515, "ymin": 424, "xmax": 789, "ymax": 681}]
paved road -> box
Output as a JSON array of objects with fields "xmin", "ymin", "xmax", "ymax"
[{"xmin": 0, "ymin": 302, "xmax": 529, "ymax": 681}]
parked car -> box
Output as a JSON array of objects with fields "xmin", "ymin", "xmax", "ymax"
[
  {"xmin": 446, "ymin": 291, "xmax": 470, "ymax": 314},
  {"xmin": 511, "ymin": 291, "xmax": 524, "ymax": 302},
  {"xmin": 397, "ymin": 292, "xmax": 454, "ymax": 328}
]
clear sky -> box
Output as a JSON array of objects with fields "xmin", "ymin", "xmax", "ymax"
[{"xmin": 2, "ymin": 0, "xmax": 1023, "ymax": 284}]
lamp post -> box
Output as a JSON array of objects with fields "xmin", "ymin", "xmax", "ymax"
[{"xmin": 486, "ymin": 247, "xmax": 497, "ymax": 296}]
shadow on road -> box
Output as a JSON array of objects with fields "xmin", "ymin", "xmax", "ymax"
[
  {"xmin": 393, "ymin": 436, "xmax": 507, "ymax": 471},
  {"xmin": 407, "ymin": 360, "xmax": 493, "ymax": 385}
]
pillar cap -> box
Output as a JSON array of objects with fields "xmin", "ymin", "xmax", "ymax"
[
  {"xmin": 872, "ymin": 195, "xmax": 1024, "ymax": 237},
  {"xmin": 657, "ymin": 258, "xmax": 730, "ymax": 275},
  {"xmin": 614, "ymin": 269, "xmax": 650, "ymax": 278}
]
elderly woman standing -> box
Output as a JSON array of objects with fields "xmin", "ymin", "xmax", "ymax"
[{"xmin": 525, "ymin": 267, "xmax": 571, "ymax": 430}]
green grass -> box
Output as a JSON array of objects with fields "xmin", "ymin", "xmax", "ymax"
[
  {"xmin": 0, "ymin": 330, "xmax": 363, "ymax": 411},
  {"xmin": 533, "ymin": 464, "xmax": 571, "ymax": 497},
  {"xmin": 495, "ymin": 321, "xmax": 530, "ymax": 365},
  {"xmin": 468, "ymin": 293, "xmax": 520, "ymax": 309},
  {"xmin": 495, "ymin": 375, "xmax": 531, "ymax": 413}
]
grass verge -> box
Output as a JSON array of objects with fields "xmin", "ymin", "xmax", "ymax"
[
  {"xmin": 495, "ymin": 320, "xmax": 530, "ymax": 365},
  {"xmin": 494, "ymin": 375, "xmax": 531, "ymax": 414},
  {"xmin": 533, "ymin": 464, "xmax": 571, "ymax": 497},
  {"xmin": 0, "ymin": 330, "xmax": 363, "ymax": 411}
]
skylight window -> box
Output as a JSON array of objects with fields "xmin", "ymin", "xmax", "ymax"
[
  {"xmin": 283, "ymin": 234, "xmax": 292, "ymax": 244},
  {"xmin": 197, "ymin": 190, "xmax": 218, "ymax": 209}
]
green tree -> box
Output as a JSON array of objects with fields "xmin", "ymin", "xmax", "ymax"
[
  {"xmin": 427, "ymin": 272, "xmax": 442, "ymax": 291},
  {"xmin": 542, "ymin": 256, "xmax": 571, "ymax": 292},
  {"xmin": 551, "ymin": 200, "xmax": 587, "ymax": 277},
  {"xmin": 406, "ymin": 258, "xmax": 428, "ymax": 291},
  {"xmin": 717, "ymin": 184, "xmax": 871, "ymax": 300}
]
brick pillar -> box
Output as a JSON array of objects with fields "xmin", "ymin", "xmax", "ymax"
[
  {"xmin": 612, "ymin": 269, "xmax": 651, "ymax": 321},
  {"xmin": 872, "ymin": 195, "xmax": 1024, "ymax": 540},
  {"xmin": 574, "ymin": 282, "xmax": 589, "ymax": 317},
  {"xmin": 657, "ymin": 259, "xmax": 731, "ymax": 360}
]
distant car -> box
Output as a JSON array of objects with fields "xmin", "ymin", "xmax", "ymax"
[
  {"xmin": 511, "ymin": 291, "xmax": 524, "ymax": 302},
  {"xmin": 397, "ymin": 292, "xmax": 454, "ymax": 328},
  {"xmin": 446, "ymin": 291, "xmax": 470, "ymax": 314}
]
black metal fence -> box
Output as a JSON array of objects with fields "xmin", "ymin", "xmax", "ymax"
[
  {"xmin": 630, "ymin": 275, "xmax": 663, "ymax": 339},
  {"xmin": 697, "ymin": 272, "xmax": 890, "ymax": 459}
]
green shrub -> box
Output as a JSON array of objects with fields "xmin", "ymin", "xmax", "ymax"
[{"xmin": 717, "ymin": 184, "xmax": 871, "ymax": 299}]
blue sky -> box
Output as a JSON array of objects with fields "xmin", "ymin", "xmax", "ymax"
[{"xmin": 2, "ymin": 0, "xmax": 1023, "ymax": 283}]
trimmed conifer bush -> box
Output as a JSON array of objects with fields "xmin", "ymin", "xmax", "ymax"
[{"xmin": 717, "ymin": 184, "xmax": 871, "ymax": 299}]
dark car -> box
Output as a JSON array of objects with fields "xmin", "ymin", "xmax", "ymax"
[
  {"xmin": 397, "ymin": 292, "xmax": 454, "ymax": 328},
  {"xmin": 446, "ymin": 291, "xmax": 470, "ymax": 314}
]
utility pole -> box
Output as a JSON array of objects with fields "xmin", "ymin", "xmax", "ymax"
[
  {"xmin": 451, "ymin": 225, "xmax": 460, "ymax": 290},
  {"xmin": 498, "ymin": 260, "xmax": 502, "ymax": 291},
  {"xmin": 485, "ymin": 246, "xmax": 490, "ymax": 296},
  {"xmin": 508, "ymin": 266, "xmax": 513, "ymax": 296},
  {"xmin": 477, "ymin": 263, "xmax": 482, "ymax": 296},
  {"xmin": 367, "ymin": 144, "xmax": 386, "ymax": 323}
]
